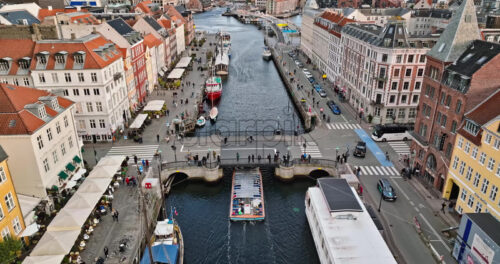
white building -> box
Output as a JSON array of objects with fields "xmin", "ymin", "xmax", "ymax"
[
  {"xmin": 337, "ymin": 7, "xmax": 411, "ymax": 27},
  {"xmin": 305, "ymin": 178, "xmax": 397, "ymax": 264},
  {"xmin": 132, "ymin": 15, "xmax": 170, "ymax": 71},
  {"xmin": 340, "ymin": 19, "xmax": 436, "ymax": 124},
  {"xmin": 0, "ymin": 39, "xmax": 35, "ymax": 88},
  {"xmin": 0, "ymin": 84, "xmax": 82, "ymax": 198},
  {"xmin": 300, "ymin": 1, "xmax": 321, "ymax": 59},
  {"xmin": 406, "ymin": 9, "xmax": 452, "ymax": 36},
  {"xmin": 31, "ymin": 34, "xmax": 130, "ymax": 142}
]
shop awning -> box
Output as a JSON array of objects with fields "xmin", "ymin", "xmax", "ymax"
[
  {"xmin": 73, "ymin": 155, "xmax": 82, "ymax": 163},
  {"xmin": 129, "ymin": 113, "xmax": 148, "ymax": 129},
  {"xmin": 66, "ymin": 163, "xmax": 76, "ymax": 172},
  {"xmin": 176, "ymin": 56, "xmax": 192, "ymax": 68},
  {"xmin": 23, "ymin": 255, "xmax": 65, "ymax": 264},
  {"xmin": 167, "ymin": 68, "xmax": 184, "ymax": 79},
  {"xmin": 19, "ymin": 223, "xmax": 40, "ymax": 237},
  {"xmin": 72, "ymin": 169, "xmax": 87, "ymax": 181},
  {"xmin": 143, "ymin": 100, "xmax": 165, "ymax": 112},
  {"xmin": 58, "ymin": 171, "xmax": 68, "ymax": 180}
]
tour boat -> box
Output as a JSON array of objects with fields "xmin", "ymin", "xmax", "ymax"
[
  {"xmin": 214, "ymin": 52, "xmax": 229, "ymax": 76},
  {"xmin": 196, "ymin": 116, "xmax": 206, "ymax": 127},
  {"xmin": 209, "ymin": 107, "xmax": 218, "ymax": 122},
  {"xmin": 205, "ymin": 76, "xmax": 222, "ymax": 101},
  {"xmin": 229, "ymin": 169, "xmax": 265, "ymax": 221},
  {"xmin": 262, "ymin": 47, "xmax": 271, "ymax": 61}
]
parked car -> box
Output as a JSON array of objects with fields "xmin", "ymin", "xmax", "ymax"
[
  {"xmin": 298, "ymin": 61, "xmax": 304, "ymax": 68},
  {"xmin": 326, "ymin": 100, "xmax": 341, "ymax": 115},
  {"xmin": 314, "ymin": 84, "xmax": 322, "ymax": 91},
  {"xmin": 303, "ymin": 69, "xmax": 311, "ymax": 75},
  {"xmin": 318, "ymin": 89, "xmax": 327, "ymax": 97},
  {"xmin": 353, "ymin": 141, "xmax": 366, "ymax": 157},
  {"xmin": 308, "ymin": 77, "xmax": 315, "ymax": 83},
  {"xmin": 377, "ymin": 178, "xmax": 397, "ymax": 201}
]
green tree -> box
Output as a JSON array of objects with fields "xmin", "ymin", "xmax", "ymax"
[
  {"xmin": 206, "ymin": 51, "xmax": 213, "ymax": 62},
  {"xmin": 0, "ymin": 236, "xmax": 23, "ymax": 264}
]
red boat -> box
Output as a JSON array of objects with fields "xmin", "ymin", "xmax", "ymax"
[{"xmin": 205, "ymin": 76, "xmax": 222, "ymax": 101}]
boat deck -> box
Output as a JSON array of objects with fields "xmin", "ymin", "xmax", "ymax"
[{"xmin": 229, "ymin": 170, "xmax": 265, "ymax": 221}]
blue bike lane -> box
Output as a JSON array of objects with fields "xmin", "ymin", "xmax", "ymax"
[{"xmin": 354, "ymin": 129, "xmax": 393, "ymax": 167}]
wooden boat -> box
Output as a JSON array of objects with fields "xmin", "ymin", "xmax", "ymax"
[
  {"xmin": 196, "ymin": 116, "xmax": 206, "ymax": 127},
  {"xmin": 229, "ymin": 169, "xmax": 265, "ymax": 221},
  {"xmin": 141, "ymin": 217, "xmax": 184, "ymax": 264},
  {"xmin": 209, "ymin": 107, "xmax": 218, "ymax": 122}
]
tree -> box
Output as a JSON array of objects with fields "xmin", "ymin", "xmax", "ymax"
[
  {"xmin": 0, "ymin": 236, "xmax": 23, "ymax": 264},
  {"xmin": 206, "ymin": 51, "xmax": 213, "ymax": 62}
]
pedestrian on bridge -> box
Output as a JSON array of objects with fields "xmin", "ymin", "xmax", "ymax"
[
  {"xmin": 252, "ymin": 154, "xmax": 255, "ymax": 163},
  {"xmin": 248, "ymin": 155, "xmax": 251, "ymax": 163},
  {"xmin": 236, "ymin": 152, "xmax": 240, "ymax": 162},
  {"xmin": 258, "ymin": 155, "xmax": 261, "ymax": 163},
  {"xmin": 308, "ymin": 154, "xmax": 311, "ymax": 163},
  {"xmin": 267, "ymin": 154, "xmax": 271, "ymax": 163}
]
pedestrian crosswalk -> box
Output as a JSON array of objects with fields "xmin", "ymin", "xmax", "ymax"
[
  {"xmin": 106, "ymin": 145, "xmax": 159, "ymax": 164},
  {"xmin": 388, "ymin": 141, "xmax": 411, "ymax": 155},
  {"xmin": 325, "ymin": 123, "xmax": 362, "ymax": 130},
  {"xmin": 300, "ymin": 142, "xmax": 323, "ymax": 158},
  {"xmin": 355, "ymin": 166, "xmax": 400, "ymax": 176}
]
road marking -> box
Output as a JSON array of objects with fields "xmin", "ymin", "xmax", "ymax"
[
  {"xmin": 380, "ymin": 167, "xmax": 389, "ymax": 175},
  {"xmin": 341, "ymin": 114, "xmax": 348, "ymax": 122},
  {"xmin": 419, "ymin": 212, "xmax": 451, "ymax": 251},
  {"xmin": 409, "ymin": 201, "xmax": 415, "ymax": 206},
  {"xmin": 360, "ymin": 166, "xmax": 368, "ymax": 175},
  {"xmin": 414, "ymin": 207, "xmax": 420, "ymax": 212},
  {"xmin": 375, "ymin": 167, "xmax": 384, "ymax": 175},
  {"xmin": 389, "ymin": 178, "xmax": 410, "ymax": 200}
]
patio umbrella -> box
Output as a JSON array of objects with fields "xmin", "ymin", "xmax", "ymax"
[
  {"xmin": 23, "ymin": 255, "xmax": 65, "ymax": 264},
  {"xmin": 19, "ymin": 223, "xmax": 39, "ymax": 237}
]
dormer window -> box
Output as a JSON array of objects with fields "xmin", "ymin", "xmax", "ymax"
[
  {"xmin": 74, "ymin": 52, "xmax": 85, "ymax": 64},
  {"xmin": 55, "ymin": 54, "xmax": 66, "ymax": 64},
  {"xmin": 464, "ymin": 120, "xmax": 479, "ymax": 136},
  {"xmin": 51, "ymin": 98, "xmax": 59, "ymax": 110},
  {"xmin": 37, "ymin": 52, "xmax": 48, "ymax": 65},
  {"xmin": 0, "ymin": 58, "xmax": 10, "ymax": 72},
  {"xmin": 19, "ymin": 58, "xmax": 30, "ymax": 69},
  {"xmin": 38, "ymin": 105, "xmax": 47, "ymax": 119}
]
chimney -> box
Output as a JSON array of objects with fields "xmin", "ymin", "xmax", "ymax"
[
  {"xmin": 71, "ymin": 33, "xmax": 76, "ymax": 39},
  {"xmin": 92, "ymin": 27, "xmax": 97, "ymax": 34},
  {"xmin": 48, "ymin": 6, "xmax": 53, "ymax": 10}
]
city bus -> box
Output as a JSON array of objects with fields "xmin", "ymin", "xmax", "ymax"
[{"xmin": 371, "ymin": 124, "xmax": 412, "ymax": 142}]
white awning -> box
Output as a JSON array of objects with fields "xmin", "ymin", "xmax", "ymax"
[
  {"xmin": 71, "ymin": 168, "xmax": 87, "ymax": 181},
  {"xmin": 176, "ymin": 56, "xmax": 192, "ymax": 68},
  {"xmin": 143, "ymin": 100, "xmax": 165, "ymax": 112},
  {"xmin": 64, "ymin": 180, "xmax": 77, "ymax": 189},
  {"xmin": 30, "ymin": 229, "xmax": 81, "ymax": 256},
  {"xmin": 19, "ymin": 223, "xmax": 40, "ymax": 237},
  {"xmin": 23, "ymin": 255, "xmax": 65, "ymax": 264},
  {"xmin": 17, "ymin": 194, "xmax": 41, "ymax": 220},
  {"xmin": 129, "ymin": 113, "xmax": 148, "ymax": 129},
  {"xmin": 167, "ymin": 68, "xmax": 185, "ymax": 79}
]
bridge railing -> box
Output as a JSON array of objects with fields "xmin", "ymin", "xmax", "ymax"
[{"xmin": 161, "ymin": 158, "xmax": 337, "ymax": 170}]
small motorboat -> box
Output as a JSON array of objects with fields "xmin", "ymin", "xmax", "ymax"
[
  {"xmin": 262, "ymin": 47, "xmax": 271, "ymax": 61},
  {"xmin": 196, "ymin": 116, "xmax": 206, "ymax": 127},
  {"xmin": 210, "ymin": 107, "xmax": 218, "ymax": 122}
]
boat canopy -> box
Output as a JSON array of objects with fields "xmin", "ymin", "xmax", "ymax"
[
  {"xmin": 154, "ymin": 220, "xmax": 174, "ymax": 236},
  {"xmin": 140, "ymin": 244, "xmax": 179, "ymax": 264},
  {"xmin": 215, "ymin": 53, "xmax": 229, "ymax": 66}
]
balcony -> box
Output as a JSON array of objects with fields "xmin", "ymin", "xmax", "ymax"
[
  {"xmin": 113, "ymin": 72, "xmax": 123, "ymax": 81},
  {"xmin": 410, "ymin": 130, "xmax": 429, "ymax": 148},
  {"xmin": 370, "ymin": 99, "xmax": 382, "ymax": 106}
]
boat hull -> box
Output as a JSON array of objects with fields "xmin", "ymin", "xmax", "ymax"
[
  {"xmin": 229, "ymin": 169, "xmax": 265, "ymax": 221},
  {"xmin": 206, "ymin": 90, "xmax": 222, "ymax": 101},
  {"xmin": 263, "ymin": 54, "xmax": 271, "ymax": 61}
]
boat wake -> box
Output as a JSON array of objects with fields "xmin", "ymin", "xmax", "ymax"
[
  {"xmin": 226, "ymin": 220, "xmax": 231, "ymax": 264},
  {"xmin": 264, "ymin": 217, "xmax": 277, "ymax": 263}
]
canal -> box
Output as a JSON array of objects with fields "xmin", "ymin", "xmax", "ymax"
[
  {"xmin": 165, "ymin": 8, "xmax": 320, "ymax": 264},
  {"xmin": 194, "ymin": 8, "xmax": 303, "ymax": 136}
]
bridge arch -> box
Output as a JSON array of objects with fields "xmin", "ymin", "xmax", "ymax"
[{"xmin": 308, "ymin": 169, "xmax": 330, "ymax": 178}]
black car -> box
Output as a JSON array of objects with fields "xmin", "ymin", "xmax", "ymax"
[
  {"xmin": 326, "ymin": 100, "xmax": 341, "ymax": 115},
  {"xmin": 353, "ymin": 141, "xmax": 366, "ymax": 157},
  {"xmin": 377, "ymin": 178, "xmax": 397, "ymax": 201}
]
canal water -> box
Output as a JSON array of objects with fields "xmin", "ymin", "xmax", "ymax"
[
  {"xmin": 164, "ymin": 8, "xmax": 320, "ymax": 264},
  {"xmin": 194, "ymin": 8, "xmax": 303, "ymax": 136}
]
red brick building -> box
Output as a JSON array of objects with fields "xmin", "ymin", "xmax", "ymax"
[{"xmin": 410, "ymin": 0, "xmax": 500, "ymax": 191}]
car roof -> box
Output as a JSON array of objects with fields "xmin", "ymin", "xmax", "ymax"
[{"xmin": 380, "ymin": 178, "xmax": 391, "ymax": 185}]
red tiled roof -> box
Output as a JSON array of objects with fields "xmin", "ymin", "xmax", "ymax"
[
  {"xmin": 0, "ymin": 83, "xmax": 74, "ymax": 135},
  {"xmin": 31, "ymin": 35, "xmax": 123, "ymax": 70},
  {"xmin": 69, "ymin": 13, "xmax": 99, "ymax": 25},
  {"xmin": 164, "ymin": 5, "xmax": 186, "ymax": 25},
  {"xmin": 0, "ymin": 39, "xmax": 35, "ymax": 75},
  {"xmin": 465, "ymin": 89, "xmax": 500, "ymax": 127},
  {"xmin": 143, "ymin": 34, "xmax": 162, "ymax": 48},
  {"xmin": 136, "ymin": 0, "xmax": 153, "ymax": 14},
  {"xmin": 315, "ymin": 11, "xmax": 355, "ymax": 37},
  {"xmin": 158, "ymin": 18, "xmax": 172, "ymax": 29},
  {"xmin": 38, "ymin": 8, "xmax": 80, "ymax": 21}
]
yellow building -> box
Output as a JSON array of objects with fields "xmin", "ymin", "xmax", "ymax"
[
  {"xmin": 443, "ymin": 91, "xmax": 500, "ymax": 220},
  {"xmin": 0, "ymin": 145, "xmax": 26, "ymax": 241}
]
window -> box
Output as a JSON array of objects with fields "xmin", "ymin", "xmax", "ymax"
[
  {"xmin": 61, "ymin": 143, "xmax": 66, "ymax": 156},
  {"xmin": 12, "ymin": 217, "xmax": 21, "ymax": 234},
  {"xmin": 403, "ymin": 82, "xmax": 409, "ymax": 90},
  {"xmin": 465, "ymin": 166, "xmax": 473, "ymax": 180},
  {"xmin": 23, "ymin": 77, "xmax": 29, "ymax": 86},
  {"xmin": 52, "ymin": 150, "xmax": 58, "ymax": 164},
  {"xmin": 481, "ymin": 178, "xmax": 489, "ymax": 194},
  {"xmin": 473, "ymin": 172, "xmax": 481, "ymax": 187},
  {"xmin": 440, "ymin": 92, "xmax": 446, "ymax": 105},
  {"xmin": 472, "ymin": 147, "xmax": 478, "ymax": 159},
  {"xmin": 408, "ymin": 55, "xmax": 414, "ymax": 63},
  {"xmin": 452, "ymin": 156, "xmax": 459, "ymax": 169},
  {"xmin": 93, "ymin": 89, "xmax": 100, "ymax": 95},
  {"xmin": 419, "ymin": 55, "xmax": 425, "ymax": 63},
  {"xmin": 494, "ymin": 139, "xmax": 500, "ymax": 150},
  {"xmin": 91, "ymin": 72, "xmax": 97, "ymax": 82},
  {"xmin": 475, "ymin": 203, "xmax": 482, "ymax": 213},
  {"xmin": 73, "ymin": 89, "xmax": 79, "ymax": 96},
  {"xmin": 485, "ymin": 134, "xmax": 492, "ymax": 144},
  {"xmin": 64, "ymin": 116, "xmax": 69, "ymax": 127},
  {"xmin": 487, "ymin": 158, "xmax": 495, "ymax": 171},
  {"xmin": 464, "ymin": 121, "xmax": 480, "ymax": 135},
  {"xmin": 467, "ymin": 195, "xmax": 474, "ymax": 208},
  {"xmin": 0, "ymin": 167, "xmax": 6, "ymax": 184},
  {"xmin": 409, "ymin": 108, "xmax": 416, "ymax": 118},
  {"xmin": 458, "ymin": 137, "xmax": 463, "ymax": 148},
  {"xmin": 68, "ymin": 136, "xmax": 73, "ymax": 148},
  {"xmin": 396, "ymin": 55, "xmax": 402, "ymax": 63},
  {"xmin": 55, "ymin": 54, "xmax": 65, "ymax": 64},
  {"xmin": 415, "ymin": 81, "xmax": 421, "ymax": 90},
  {"xmin": 455, "ymin": 100, "xmax": 462, "ymax": 113},
  {"xmin": 405, "ymin": 68, "xmax": 412, "ymax": 77},
  {"xmin": 479, "ymin": 152, "xmax": 486, "ymax": 165},
  {"xmin": 446, "ymin": 143, "xmax": 453, "ymax": 158},
  {"xmin": 391, "ymin": 82, "xmax": 398, "ymax": 90},
  {"xmin": 36, "ymin": 135, "xmax": 44, "ymax": 149},
  {"xmin": 99, "ymin": 119, "xmax": 106, "ymax": 128},
  {"xmin": 460, "ymin": 189, "xmax": 467, "ymax": 201},
  {"xmin": 398, "ymin": 108, "xmax": 405, "ymax": 118},
  {"xmin": 86, "ymin": 102, "xmax": 93, "ymax": 112},
  {"xmin": 389, "ymin": 95, "xmax": 396, "ymax": 103},
  {"xmin": 84, "ymin": 89, "xmax": 90, "ymax": 96},
  {"xmin": 64, "ymin": 73, "xmax": 72, "ymax": 82},
  {"xmin": 394, "ymin": 69, "xmax": 400, "ymax": 77},
  {"xmin": 490, "ymin": 185, "xmax": 498, "ymax": 201},
  {"xmin": 446, "ymin": 95, "xmax": 451, "ymax": 107},
  {"xmin": 96, "ymin": 102, "xmax": 103, "ymax": 112},
  {"xmin": 417, "ymin": 68, "xmax": 424, "ymax": 76},
  {"xmin": 386, "ymin": 108, "xmax": 394, "ymax": 118},
  {"xmin": 90, "ymin": 120, "xmax": 96, "ymax": 128},
  {"xmin": 401, "ymin": 95, "xmax": 407, "ymax": 104},
  {"xmin": 78, "ymin": 120, "xmax": 86, "ymax": 129},
  {"xmin": 38, "ymin": 73, "xmax": 46, "ymax": 83},
  {"xmin": 382, "ymin": 54, "xmax": 388, "ymax": 62},
  {"xmin": 47, "ymin": 128, "xmax": 52, "ymax": 141},
  {"xmin": 459, "ymin": 161, "xmax": 466, "ymax": 175},
  {"xmin": 78, "ymin": 72, "xmax": 84, "ymax": 82},
  {"xmin": 441, "ymin": 115, "xmax": 447, "ymax": 127},
  {"xmin": 464, "ymin": 142, "xmax": 470, "ymax": 153},
  {"xmin": 43, "ymin": 158, "xmax": 49, "ymax": 172},
  {"xmin": 5, "ymin": 192, "xmax": 14, "ymax": 211}
]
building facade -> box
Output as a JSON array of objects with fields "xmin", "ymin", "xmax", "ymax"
[
  {"xmin": 0, "ymin": 146, "xmax": 26, "ymax": 242},
  {"xmin": 0, "ymin": 84, "xmax": 81, "ymax": 198},
  {"xmin": 0, "ymin": 39, "xmax": 35, "ymax": 88},
  {"xmin": 443, "ymin": 90, "xmax": 500, "ymax": 219},
  {"xmin": 30, "ymin": 34, "xmax": 130, "ymax": 142},
  {"xmin": 266, "ymin": 0, "xmax": 298, "ymax": 16},
  {"xmin": 406, "ymin": 9, "xmax": 451, "ymax": 36}
]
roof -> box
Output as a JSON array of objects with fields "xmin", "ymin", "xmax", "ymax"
[
  {"xmin": 465, "ymin": 213, "xmax": 500, "ymax": 246},
  {"xmin": 411, "ymin": 9, "xmax": 452, "ymax": 19},
  {"xmin": 144, "ymin": 15, "xmax": 162, "ymax": 32},
  {"xmin": 426, "ymin": 0, "xmax": 480, "ymax": 62},
  {"xmin": 37, "ymin": 8, "xmax": 78, "ymax": 21},
  {"xmin": 447, "ymin": 40, "xmax": 500, "ymax": 77},
  {"xmin": 0, "ymin": 145, "xmax": 7, "ymax": 163},
  {"xmin": 136, "ymin": 0, "xmax": 152, "ymax": 13},
  {"xmin": 143, "ymin": 33, "xmax": 162, "ymax": 48},
  {"xmin": 0, "ymin": 10, "xmax": 40, "ymax": 25},
  {"xmin": 464, "ymin": 89, "xmax": 500, "ymax": 127},
  {"xmin": 174, "ymin": 5, "xmax": 188, "ymax": 15},
  {"xmin": 0, "ymin": 83, "xmax": 73, "ymax": 135},
  {"xmin": 317, "ymin": 178, "xmax": 362, "ymax": 212},
  {"xmin": 140, "ymin": 244, "xmax": 179, "ymax": 264},
  {"xmin": 107, "ymin": 18, "xmax": 143, "ymax": 45},
  {"xmin": 0, "ymin": 39, "xmax": 35, "ymax": 76},
  {"xmin": 0, "ymin": 3, "xmax": 41, "ymax": 18},
  {"xmin": 356, "ymin": 7, "xmax": 410, "ymax": 17},
  {"xmin": 158, "ymin": 18, "xmax": 172, "ymax": 29},
  {"xmin": 164, "ymin": 5, "xmax": 185, "ymax": 25},
  {"xmin": 304, "ymin": 0, "xmax": 320, "ymax": 9},
  {"xmin": 32, "ymin": 34, "xmax": 122, "ymax": 70}
]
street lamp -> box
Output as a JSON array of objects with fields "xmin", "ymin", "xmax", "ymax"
[{"xmin": 171, "ymin": 145, "xmax": 177, "ymax": 162}]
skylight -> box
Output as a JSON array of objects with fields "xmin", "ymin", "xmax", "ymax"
[
  {"xmin": 438, "ymin": 43, "xmax": 445, "ymax": 52},
  {"xmin": 461, "ymin": 53, "xmax": 474, "ymax": 63},
  {"xmin": 476, "ymin": 56, "xmax": 488, "ymax": 65}
]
